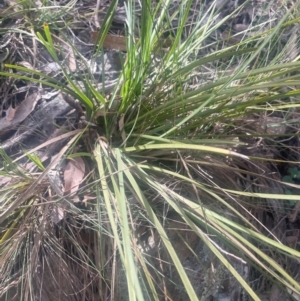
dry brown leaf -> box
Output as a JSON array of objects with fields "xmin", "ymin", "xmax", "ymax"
[
  {"xmin": 5, "ymin": 106, "xmax": 16, "ymax": 121},
  {"xmin": 90, "ymin": 33, "xmax": 173, "ymax": 52},
  {"xmin": 51, "ymin": 205, "xmax": 65, "ymax": 224},
  {"xmin": 90, "ymin": 33, "xmax": 131, "ymax": 51},
  {"xmin": 0, "ymin": 92, "xmax": 41, "ymax": 131},
  {"xmin": 0, "ymin": 130, "xmax": 83, "ymax": 225},
  {"xmin": 233, "ymin": 24, "xmax": 249, "ymax": 32},
  {"xmin": 67, "ymin": 49, "xmax": 77, "ymax": 72},
  {"xmin": 0, "ymin": 176, "xmax": 12, "ymax": 187},
  {"xmin": 63, "ymin": 157, "xmax": 85, "ymax": 196},
  {"xmin": 82, "ymin": 195, "xmax": 96, "ymax": 204},
  {"xmin": 118, "ymin": 115, "xmax": 126, "ymax": 143}
]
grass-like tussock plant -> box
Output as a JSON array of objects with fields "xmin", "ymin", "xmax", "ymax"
[{"xmin": 1, "ymin": 0, "xmax": 300, "ymax": 300}]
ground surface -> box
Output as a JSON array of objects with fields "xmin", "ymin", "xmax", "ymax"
[{"xmin": 0, "ymin": 0, "xmax": 300, "ymax": 300}]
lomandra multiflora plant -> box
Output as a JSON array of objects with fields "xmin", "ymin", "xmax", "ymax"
[{"xmin": 1, "ymin": 0, "xmax": 300, "ymax": 300}]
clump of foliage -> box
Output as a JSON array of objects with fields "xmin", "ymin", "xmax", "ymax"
[{"xmin": 1, "ymin": 0, "xmax": 300, "ymax": 300}]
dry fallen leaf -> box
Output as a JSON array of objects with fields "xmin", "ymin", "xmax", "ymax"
[
  {"xmin": 0, "ymin": 92, "xmax": 41, "ymax": 131},
  {"xmin": 0, "ymin": 176, "xmax": 12, "ymax": 187},
  {"xmin": 233, "ymin": 24, "xmax": 249, "ymax": 32},
  {"xmin": 67, "ymin": 48, "xmax": 77, "ymax": 72},
  {"xmin": 118, "ymin": 115, "xmax": 126, "ymax": 143},
  {"xmin": 90, "ymin": 32, "xmax": 173, "ymax": 52},
  {"xmin": 82, "ymin": 194, "xmax": 96, "ymax": 204},
  {"xmin": 90, "ymin": 33, "xmax": 131, "ymax": 51},
  {"xmin": 63, "ymin": 157, "xmax": 85, "ymax": 196},
  {"xmin": 51, "ymin": 205, "xmax": 65, "ymax": 224}
]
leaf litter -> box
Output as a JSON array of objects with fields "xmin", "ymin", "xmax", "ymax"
[
  {"xmin": 0, "ymin": 0, "xmax": 300, "ymax": 300},
  {"xmin": 0, "ymin": 91, "xmax": 41, "ymax": 131},
  {"xmin": 63, "ymin": 156, "xmax": 86, "ymax": 196}
]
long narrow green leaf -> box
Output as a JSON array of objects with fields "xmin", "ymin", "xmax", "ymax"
[
  {"xmin": 93, "ymin": 142, "xmax": 125, "ymax": 263},
  {"xmin": 123, "ymin": 143, "xmax": 249, "ymax": 159},
  {"xmin": 139, "ymin": 169, "xmax": 261, "ymax": 300},
  {"xmin": 36, "ymin": 26, "xmax": 94, "ymax": 117},
  {"xmin": 137, "ymin": 163, "xmax": 258, "ymax": 230},
  {"xmin": 123, "ymin": 165, "xmax": 200, "ymax": 301},
  {"xmin": 207, "ymin": 210, "xmax": 300, "ymax": 258},
  {"xmin": 111, "ymin": 149, "xmax": 144, "ymax": 300},
  {"xmin": 178, "ymin": 196, "xmax": 300, "ymax": 294},
  {"xmin": 225, "ymin": 190, "xmax": 300, "ymax": 201}
]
